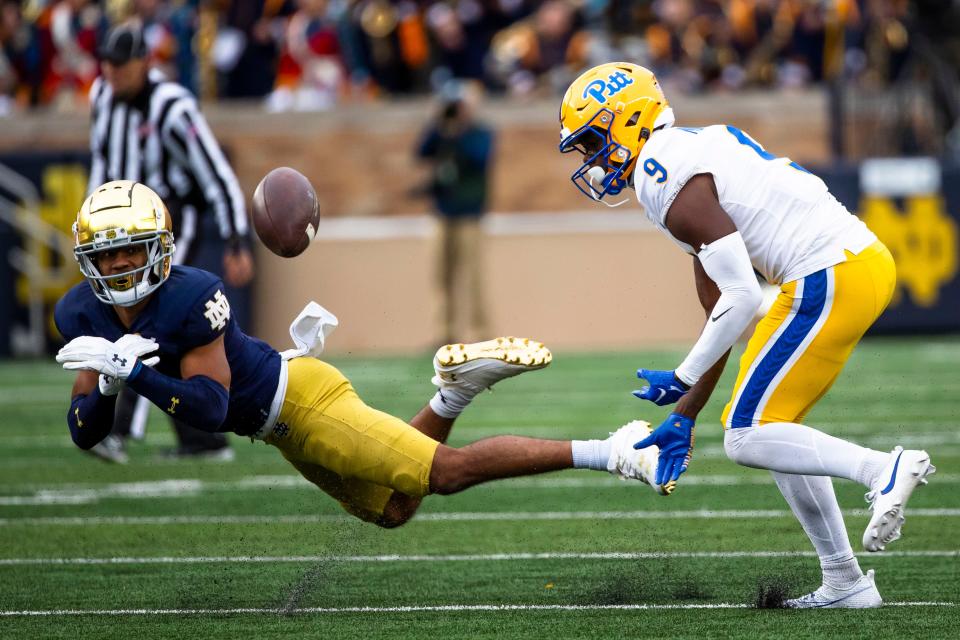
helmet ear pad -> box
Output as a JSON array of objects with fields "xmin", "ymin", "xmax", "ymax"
[
  {"xmin": 610, "ymin": 96, "xmax": 661, "ymax": 157},
  {"xmin": 603, "ymin": 98, "xmax": 661, "ymax": 186}
]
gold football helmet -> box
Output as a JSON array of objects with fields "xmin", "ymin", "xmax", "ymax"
[
  {"xmin": 559, "ymin": 62, "xmax": 674, "ymax": 202},
  {"xmin": 74, "ymin": 181, "xmax": 175, "ymax": 306}
]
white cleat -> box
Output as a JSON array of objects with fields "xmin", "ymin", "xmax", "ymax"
[
  {"xmin": 606, "ymin": 420, "xmax": 669, "ymax": 495},
  {"xmin": 431, "ymin": 337, "xmax": 552, "ymax": 394},
  {"xmin": 785, "ymin": 570, "xmax": 882, "ymax": 609},
  {"xmin": 863, "ymin": 447, "xmax": 935, "ymax": 552}
]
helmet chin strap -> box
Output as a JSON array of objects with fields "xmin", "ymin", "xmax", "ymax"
[{"xmin": 586, "ymin": 166, "xmax": 630, "ymax": 208}]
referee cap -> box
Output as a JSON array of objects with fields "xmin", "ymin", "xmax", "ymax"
[{"xmin": 99, "ymin": 23, "xmax": 147, "ymax": 65}]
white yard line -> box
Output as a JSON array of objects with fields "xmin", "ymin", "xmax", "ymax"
[
  {"xmin": 0, "ymin": 479, "xmax": 206, "ymax": 505},
  {"xmin": 3, "ymin": 427, "xmax": 960, "ymax": 447},
  {"xmin": 1, "ymin": 421, "xmax": 957, "ymax": 442},
  {"xmin": 2, "ymin": 473, "xmax": 959, "ymax": 505},
  {"xmin": 0, "ymin": 601, "xmax": 952, "ymax": 617},
  {"xmin": 0, "ymin": 387, "xmax": 66, "ymax": 406},
  {"xmin": 460, "ymin": 473, "xmax": 960, "ymax": 488},
  {"xmin": 0, "ymin": 550, "xmax": 956, "ymax": 566},
  {"xmin": 693, "ymin": 440, "xmax": 960, "ymax": 459},
  {"xmin": 2, "ymin": 508, "xmax": 958, "ymax": 527}
]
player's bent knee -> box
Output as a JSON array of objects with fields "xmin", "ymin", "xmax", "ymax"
[
  {"xmin": 375, "ymin": 494, "xmax": 422, "ymax": 528},
  {"xmin": 376, "ymin": 507, "xmax": 413, "ymax": 529},
  {"xmin": 339, "ymin": 502, "xmax": 383, "ymax": 526},
  {"xmin": 375, "ymin": 515, "xmax": 406, "ymax": 529},
  {"xmin": 338, "ymin": 494, "xmax": 420, "ymax": 528}
]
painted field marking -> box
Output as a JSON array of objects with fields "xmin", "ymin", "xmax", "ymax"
[
  {"xmin": 1, "ymin": 508, "xmax": 959, "ymax": 527},
  {"xmin": 0, "ymin": 550, "xmax": 957, "ymax": 566},
  {"xmin": 4, "ymin": 426, "xmax": 960, "ymax": 450},
  {"xmin": 0, "ymin": 601, "xmax": 953, "ymax": 617},
  {"xmin": 3, "ymin": 419, "xmax": 959, "ymax": 442},
  {"xmin": 2, "ymin": 473, "xmax": 959, "ymax": 505}
]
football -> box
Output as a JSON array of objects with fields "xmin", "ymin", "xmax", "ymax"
[{"xmin": 251, "ymin": 167, "xmax": 320, "ymax": 258}]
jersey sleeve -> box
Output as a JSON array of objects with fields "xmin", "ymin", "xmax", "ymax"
[
  {"xmin": 179, "ymin": 278, "xmax": 233, "ymax": 350},
  {"xmin": 633, "ymin": 128, "xmax": 709, "ymax": 227},
  {"xmin": 54, "ymin": 285, "xmax": 91, "ymax": 342}
]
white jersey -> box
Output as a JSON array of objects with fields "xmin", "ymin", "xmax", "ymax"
[{"xmin": 633, "ymin": 125, "xmax": 876, "ymax": 284}]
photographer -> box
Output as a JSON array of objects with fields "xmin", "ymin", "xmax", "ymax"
[{"xmin": 416, "ymin": 81, "xmax": 494, "ymax": 345}]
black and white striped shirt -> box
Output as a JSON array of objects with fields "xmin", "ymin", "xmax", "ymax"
[{"xmin": 87, "ymin": 71, "xmax": 248, "ymax": 260}]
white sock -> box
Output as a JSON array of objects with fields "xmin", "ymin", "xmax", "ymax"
[
  {"xmin": 724, "ymin": 423, "xmax": 890, "ymax": 488},
  {"xmin": 428, "ymin": 388, "xmax": 473, "ymax": 419},
  {"xmin": 772, "ymin": 471, "xmax": 863, "ymax": 589},
  {"xmin": 856, "ymin": 451, "xmax": 891, "ymax": 489},
  {"xmin": 571, "ymin": 439, "xmax": 611, "ymax": 471},
  {"xmin": 821, "ymin": 554, "xmax": 864, "ymax": 591}
]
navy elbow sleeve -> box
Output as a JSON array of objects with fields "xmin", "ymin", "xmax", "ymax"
[
  {"xmin": 67, "ymin": 388, "xmax": 117, "ymax": 449},
  {"xmin": 126, "ymin": 366, "xmax": 229, "ymax": 432}
]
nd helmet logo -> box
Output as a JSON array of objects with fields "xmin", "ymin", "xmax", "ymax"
[{"xmin": 583, "ymin": 72, "xmax": 634, "ymax": 103}]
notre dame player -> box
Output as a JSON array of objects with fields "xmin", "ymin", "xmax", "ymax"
[{"xmin": 54, "ymin": 180, "xmax": 667, "ymax": 527}]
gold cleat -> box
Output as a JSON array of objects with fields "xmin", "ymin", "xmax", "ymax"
[
  {"xmin": 434, "ymin": 337, "xmax": 552, "ymax": 369},
  {"xmin": 432, "ymin": 337, "xmax": 552, "ymax": 393}
]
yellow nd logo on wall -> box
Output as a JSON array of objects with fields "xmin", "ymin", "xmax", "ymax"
[
  {"xmin": 13, "ymin": 165, "xmax": 87, "ymax": 338},
  {"xmin": 860, "ymin": 195, "xmax": 958, "ymax": 307}
]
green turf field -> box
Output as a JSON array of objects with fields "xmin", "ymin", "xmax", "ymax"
[{"xmin": 0, "ymin": 338, "xmax": 957, "ymax": 639}]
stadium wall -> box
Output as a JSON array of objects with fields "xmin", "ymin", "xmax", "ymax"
[
  {"xmin": 0, "ymin": 94, "xmax": 827, "ymax": 354},
  {"xmin": 3, "ymin": 94, "xmax": 956, "ymax": 355},
  {"xmin": 255, "ymin": 212, "xmax": 704, "ymax": 354},
  {"xmin": 0, "ymin": 92, "xmax": 830, "ymax": 217}
]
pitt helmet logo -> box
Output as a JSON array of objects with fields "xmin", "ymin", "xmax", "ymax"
[{"xmin": 582, "ymin": 72, "xmax": 634, "ymax": 103}]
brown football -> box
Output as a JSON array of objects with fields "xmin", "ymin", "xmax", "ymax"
[{"xmin": 251, "ymin": 167, "xmax": 320, "ymax": 258}]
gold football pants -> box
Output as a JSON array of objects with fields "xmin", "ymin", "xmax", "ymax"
[
  {"xmin": 721, "ymin": 241, "xmax": 896, "ymax": 428},
  {"xmin": 265, "ymin": 357, "xmax": 439, "ymax": 521}
]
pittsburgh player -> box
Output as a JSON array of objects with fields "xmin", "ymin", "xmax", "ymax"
[
  {"xmin": 55, "ymin": 180, "xmax": 666, "ymax": 528},
  {"xmin": 558, "ymin": 63, "xmax": 935, "ymax": 608}
]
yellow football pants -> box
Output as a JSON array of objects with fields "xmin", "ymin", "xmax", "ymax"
[
  {"xmin": 265, "ymin": 357, "xmax": 439, "ymax": 521},
  {"xmin": 721, "ymin": 241, "xmax": 896, "ymax": 428}
]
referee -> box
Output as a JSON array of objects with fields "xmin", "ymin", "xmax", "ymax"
[{"xmin": 85, "ymin": 22, "xmax": 253, "ymax": 462}]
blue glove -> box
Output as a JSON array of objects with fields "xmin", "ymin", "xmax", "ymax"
[
  {"xmin": 633, "ymin": 369, "xmax": 690, "ymax": 406},
  {"xmin": 633, "ymin": 413, "xmax": 696, "ymax": 486}
]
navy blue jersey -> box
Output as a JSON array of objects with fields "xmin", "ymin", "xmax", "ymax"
[{"xmin": 55, "ymin": 266, "xmax": 281, "ymax": 436}]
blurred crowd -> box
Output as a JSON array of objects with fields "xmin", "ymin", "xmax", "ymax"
[{"xmin": 0, "ymin": 0, "xmax": 948, "ymax": 114}]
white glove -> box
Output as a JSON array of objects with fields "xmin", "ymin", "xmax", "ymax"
[
  {"xmin": 56, "ymin": 335, "xmax": 160, "ymax": 384},
  {"xmin": 95, "ymin": 335, "xmax": 162, "ymax": 395},
  {"xmin": 99, "ymin": 373, "xmax": 124, "ymax": 396}
]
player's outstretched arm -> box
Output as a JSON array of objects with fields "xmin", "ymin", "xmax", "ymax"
[{"xmin": 125, "ymin": 336, "xmax": 232, "ymax": 432}]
